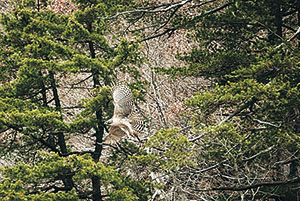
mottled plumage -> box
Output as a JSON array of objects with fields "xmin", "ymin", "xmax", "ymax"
[{"xmin": 104, "ymin": 84, "xmax": 146, "ymax": 143}]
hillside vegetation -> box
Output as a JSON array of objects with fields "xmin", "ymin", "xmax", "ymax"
[{"xmin": 0, "ymin": 0, "xmax": 300, "ymax": 200}]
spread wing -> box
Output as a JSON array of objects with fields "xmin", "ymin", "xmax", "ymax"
[
  {"xmin": 105, "ymin": 84, "xmax": 147, "ymax": 143},
  {"xmin": 112, "ymin": 85, "xmax": 134, "ymax": 118},
  {"xmin": 130, "ymin": 107, "xmax": 148, "ymax": 136}
]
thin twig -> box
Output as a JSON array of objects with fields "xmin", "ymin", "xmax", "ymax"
[
  {"xmin": 242, "ymin": 145, "xmax": 275, "ymax": 162},
  {"xmin": 247, "ymin": 115, "xmax": 281, "ymax": 128}
]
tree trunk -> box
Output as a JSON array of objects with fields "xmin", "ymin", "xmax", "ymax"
[
  {"xmin": 267, "ymin": 0, "xmax": 282, "ymax": 44},
  {"xmin": 297, "ymin": 0, "xmax": 300, "ymax": 48},
  {"xmin": 49, "ymin": 70, "xmax": 74, "ymax": 191},
  {"xmin": 88, "ymin": 22, "xmax": 104, "ymax": 201},
  {"xmin": 39, "ymin": 71, "xmax": 48, "ymax": 106}
]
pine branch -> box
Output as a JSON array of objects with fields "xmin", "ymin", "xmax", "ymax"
[{"xmin": 218, "ymin": 98, "xmax": 257, "ymax": 126}]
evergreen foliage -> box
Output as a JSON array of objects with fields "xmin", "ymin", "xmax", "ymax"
[
  {"xmin": 0, "ymin": 0, "xmax": 150, "ymax": 200},
  {"xmin": 162, "ymin": 0, "xmax": 300, "ymax": 199},
  {"xmin": 1, "ymin": 0, "xmax": 300, "ymax": 200}
]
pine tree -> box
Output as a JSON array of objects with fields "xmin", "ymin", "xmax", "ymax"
[
  {"xmin": 166, "ymin": 0, "xmax": 300, "ymax": 199},
  {"xmin": 2, "ymin": 0, "xmax": 300, "ymax": 200},
  {"xmin": 0, "ymin": 0, "xmax": 151, "ymax": 200}
]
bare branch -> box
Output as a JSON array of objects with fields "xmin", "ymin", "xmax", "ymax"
[
  {"xmin": 247, "ymin": 115, "xmax": 281, "ymax": 128},
  {"xmin": 30, "ymin": 134, "xmax": 61, "ymax": 154},
  {"xmin": 188, "ymin": 133, "xmax": 205, "ymax": 142},
  {"xmin": 60, "ymin": 151, "xmax": 94, "ymax": 157},
  {"xmin": 28, "ymin": 185, "xmax": 71, "ymax": 194},
  {"xmin": 71, "ymin": 74, "xmax": 93, "ymax": 87},
  {"xmin": 274, "ymin": 156, "xmax": 300, "ymax": 166},
  {"xmin": 194, "ymin": 177, "xmax": 300, "ymax": 192},
  {"xmin": 154, "ymin": 6, "xmax": 180, "ymax": 34},
  {"xmin": 194, "ymin": 159, "xmax": 228, "ymax": 174},
  {"xmin": 193, "ymin": 1, "xmax": 232, "ymax": 20},
  {"xmin": 276, "ymin": 26, "xmax": 300, "ymax": 48},
  {"xmin": 141, "ymin": 28, "xmax": 175, "ymax": 42},
  {"xmin": 106, "ymin": 0, "xmax": 192, "ymax": 20},
  {"xmin": 218, "ymin": 98, "xmax": 256, "ymax": 126},
  {"xmin": 242, "ymin": 145, "xmax": 275, "ymax": 162}
]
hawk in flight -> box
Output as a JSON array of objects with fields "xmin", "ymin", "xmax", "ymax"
[{"xmin": 104, "ymin": 84, "xmax": 145, "ymax": 143}]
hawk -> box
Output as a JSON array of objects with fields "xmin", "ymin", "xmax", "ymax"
[{"xmin": 104, "ymin": 84, "xmax": 145, "ymax": 143}]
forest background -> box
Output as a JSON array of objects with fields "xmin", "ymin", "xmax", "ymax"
[{"xmin": 0, "ymin": 0, "xmax": 300, "ymax": 200}]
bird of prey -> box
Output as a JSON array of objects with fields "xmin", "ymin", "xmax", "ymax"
[{"xmin": 104, "ymin": 84, "xmax": 145, "ymax": 143}]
